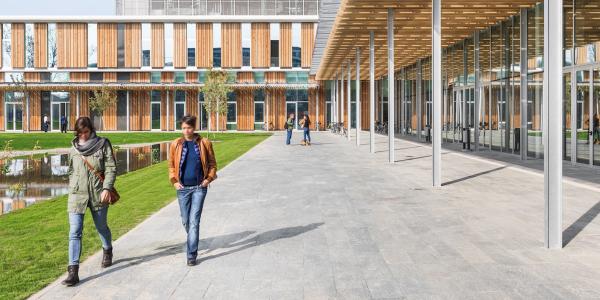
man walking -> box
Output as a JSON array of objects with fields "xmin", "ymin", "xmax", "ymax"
[
  {"xmin": 43, "ymin": 115, "xmax": 49, "ymax": 132},
  {"xmin": 168, "ymin": 115, "xmax": 217, "ymax": 266},
  {"xmin": 285, "ymin": 113, "xmax": 295, "ymax": 145}
]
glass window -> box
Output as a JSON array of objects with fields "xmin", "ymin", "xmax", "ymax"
[
  {"xmin": 142, "ymin": 23, "xmax": 151, "ymax": 67},
  {"xmin": 117, "ymin": 23, "xmax": 125, "ymax": 68},
  {"xmin": 254, "ymin": 71, "xmax": 265, "ymax": 83},
  {"xmin": 2, "ymin": 24, "xmax": 12, "ymax": 68},
  {"xmin": 175, "ymin": 90, "xmax": 186, "ymax": 102},
  {"xmin": 5, "ymin": 72, "xmax": 24, "ymax": 82},
  {"xmin": 89, "ymin": 72, "xmax": 103, "ymax": 82},
  {"xmin": 117, "ymin": 72, "xmax": 130, "ymax": 82},
  {"xmin": 213, "ymin": 23, "xmax": 221, "ymax": 67},
  {"xmin": 151, "ymin": 71, "xmax": 161, "ymax": 83},
  {"xmin": 227, "ymin": 102, "xmax": 236, "ymax": 123},
  {"xmin": 48, "ymin": 23, "xmax": 57, "ymax": 68},
  {"xmin": 187, "ymin": 23, "xmax": 196, "ymax": 67},
  {"xmin": 270, "ymin": 23, "xmax": 279, "ymax": 67},
  {"xmin": 292, "ymin": 23, "xmax": 301, "ymax": 68},
  {"xmin": 88, "ymin": 23, "xmax": 98, "ymax": 68},
  {"xmin": 254, "ymin": 102, "xmax": 264, "ymax": 123},
  {"xmin": 227, "ymin": 71, "xmax": 237, "ymax": 83},
  {"xmin": 165, "ymin": 23, "xmax": 174, "ymax": 67},
  {"xmin": 198, "ymin": 71, "xmax": 206, "ymax": 83},
  {"xmin": 51, "ymin": 72, "xmax": 70, "ymax": 82},
  {"xmin": 50, "ymin": 91, "xmax": 69, "ymax": 102},
  {"xmin": 241, "ymin": 23, "xmax": 251, "ymax": 67},
  {"xmin": 175, "ymin": 71, "xmax": 185, "ymax": 83},
  {"xmin": 151, "ymin": 90, "xmax": 161, "ymax": 130},
  {"xmin": 25, "ymin": 23, "xmax": 34, "ymax": 68}
]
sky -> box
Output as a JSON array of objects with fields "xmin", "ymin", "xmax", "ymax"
[{"xmin": 1, "ymin": 0, "xmax": 114, "ymax": 15}]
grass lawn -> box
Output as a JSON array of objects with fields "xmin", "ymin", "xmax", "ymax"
[
  {"xmin": 0, "ymin": 132, "xmax": 241, "ymax": 151},
  {"xmin": 0, "ymin": 133, "xmax": 271, "ymax": 300}
]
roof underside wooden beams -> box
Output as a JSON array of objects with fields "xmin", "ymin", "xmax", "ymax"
[{"xmin": 316, "ymin": 0, "xmax": 540, "ymax": 80}]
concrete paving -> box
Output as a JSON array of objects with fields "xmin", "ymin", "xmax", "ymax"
[{"xmin": 32, "ymin": 131, "xmax": 600, "ymax": 299}]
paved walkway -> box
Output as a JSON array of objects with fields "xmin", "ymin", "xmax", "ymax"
[{"xmin": 32, "ymin": 131, "xmax": 600, "ymax": 299}]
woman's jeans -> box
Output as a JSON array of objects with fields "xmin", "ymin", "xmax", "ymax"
[
  {"xmin": 68, "ymin": 206, "xmax": 112, "ymax": 266},
  {"xmin": 303, "ymin": 128, "xmax": 311, "ymax": 142},
  {"xmin": 286, "ymin": 129, "xmax": 293, "ymax": 145},
  {"xmin": 177, "ymin": 185, "xmax": 208, "ymax": 260}
]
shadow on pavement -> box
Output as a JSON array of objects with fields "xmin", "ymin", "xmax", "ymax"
[
  {"xmin": 563, "ymin": 201, "xmax": 600, "ymax": 247},
  {"xmin": 77, "ymin": 223, "xmax": 323, "ymax": 284}
]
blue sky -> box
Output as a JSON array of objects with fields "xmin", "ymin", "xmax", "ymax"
[{"xmin": 1, "ymin": 0, "xmax": 114, "ymax": 15}]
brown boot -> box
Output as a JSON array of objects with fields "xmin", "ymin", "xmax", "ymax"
[
  {"xmin": 101, "ymin": 248, "xmax": 113, "ymax": 268},
  {"xmin": 61, "ymin": 265, "xmax": 79, "ymax": 286}
]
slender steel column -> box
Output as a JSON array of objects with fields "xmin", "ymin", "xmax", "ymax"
[
  {"xmin": 520, "ymin": 8, "xmax": 529, "ymax": 160},
  {"xmin": 474, "ymin": 30, "xmax": 481, "ymax": 152},
  {"xmin": 543, "ymin": 0, "xmax": 563, "ymax": 249},
  {"xmin": 347, "ymin": 61, "xmax": 352, "ymax": 141},
  {"xmin": 370, "ymin": 31, "xmax": 375, "ymax": 154},
  {"xmin": 417, "ymin": 59, "xmax": 422, "ymax": 140},
  {"xmin": 316, "ymin": 87, "xmax": 320, "ymax": 131},
  {"xmin": 341, "ymin": 66, "xmax": 345, "ymax": 129},
  {"xmin": 387, "ymin": 8, "xmax": 395, "ymax": 163},
  {"xmin": 432, "ymin": 0, "xmax": 442, "ymax": 187},
  {"xmin": 333, "ymin": 75, "xmax": 337, "ymax": 123},
  {"xmin": 570, "ymin": 71, "xmax": 577, "ymax": 163},
  {"xmin": 463, "ymin": 40, "xmax": 468, "ymax": 148},
  {"xmin": 400, "ymin": 69, "xmax": 405, "ymax": 135},
  {"xmin": 356, "ymin": 47, "xmax": 361, "ymax": 146}
]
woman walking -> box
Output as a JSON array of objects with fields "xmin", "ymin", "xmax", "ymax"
[
  {"xmin": 299, "ymin": 114, "xmax": 311, "ymax": 146},
  {"xmin": 62, "ymin": 117, "xmax": 117, "ymax": 286}
]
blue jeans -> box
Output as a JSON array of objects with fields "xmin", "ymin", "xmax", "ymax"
[
  {"xmin": 68, "ymin": 206, "xmax": 112, "ymax": 266},
  {"xmin": 303, "ymin": 128, "xmax": 311, "ymax": 143},
  {"xmin": 286, "ymin": 129, "xmax": 293, "ymax": 145},
  {"xmin": 177, "ymin": 185, "xmax": 208, "ymax": 260}
]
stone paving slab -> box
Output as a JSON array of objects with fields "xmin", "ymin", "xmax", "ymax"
[{"xmin": 31, "ymin": 131, "xmax": 600, "ymax": 299}]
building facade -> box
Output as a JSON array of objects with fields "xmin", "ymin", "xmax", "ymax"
[{"xmin": 0, "ymin": 1, "xmax": 324, "ymax": 133}]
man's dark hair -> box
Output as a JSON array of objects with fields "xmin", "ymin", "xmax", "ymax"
[
  {"xmin": 181, "ymin": 115, "xmax": 197, "ymax": 128},
  {"xmin": 74, "ymin": 116, "xmax": 95, "ymax": 136}
]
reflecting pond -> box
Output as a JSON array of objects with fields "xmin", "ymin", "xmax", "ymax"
[{"xmin": 0, "ymin": 143, "xmax": 170, "ymax": 215}]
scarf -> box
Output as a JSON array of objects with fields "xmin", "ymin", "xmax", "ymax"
[{"xmin": 72, "ymin": 131, "xmax": 107, "ymax": 156}]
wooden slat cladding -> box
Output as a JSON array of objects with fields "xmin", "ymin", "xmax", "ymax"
[
  {"xmin": 185, "ymin": 90, "xmax": 199, "ymax": 129},
  {"xmin": 209, "ymin": 112, "xmax": 227, "ymax": 131},
  {"xmin": 161, "ymin": 72, "xmax": 174, "ymax": 83},
  {"xmin": 11, "ymin": 23, "xmax": 25, "ymax": 68},
  {"xmin": 0, "ymin": 27, "xmax": 2, "ymax": 67},
  {"xmin": 103, "ymin": 72, "xmax": 117, "ymax": 82},
  {"xmin": 196, "ymin": 23, "xmax": 212, "ymax": 68},
  {"xmin": 34, "ymin": 23, "xmax": 48, "ymax": 68},
  {"xmin": 265, "ymin": 72, "xmax": 286, "ymax": 83},
  {"xmin": 30, "ymin": 91, "xmax": 41, "ymax": 131},
  {"xmin": 267, "ymin": 89, "xmax": 286, "ymax": 130},
  {"xmin": 221, "ymin": 23, "xmax": 241, "ymax": 68},
  {"xmin": 70, "ymin": 72, "xmax": 89, "ymax": 82},
  {"xmin": 308, "ymin": 88, "xmax": 325, "ymax": 131},
  {"xmin": 125, "ymin": 23, "xmax": 142, "ymax": 68},
  {"xmin": 237, "ymin": 72, "xmax": 253, "ymax": 83},
  {"xmin": 131, "ymin": 72, "xmax": 150, "ymax": 82},
  {"xmin": 174, "ymin": 23, "xmax": 187, "ymax": 68},
  {"xmin": 69, "ymin": 92, "xmax": 78, "ymax": 126},
  {"xmin": 279, "ymin": 23, "xmax": 292, "ymax": 68},
  {"xmin": 251, "ymin": 23, "xmax": 270, "ymax": 68},
  {"xmin": 79, "ymin": 91, "xmax": 90, "ymax": 117},
  {"xmin": 151, "ymin": 23, "xmax": 164, "ymax": 68},
  {"xmin": 360, "ymin": 81, "xmax": 369, "ymax": 130},
  {"xmin": 98, "ymin": 23, "xmax": 118, "ymax": 68},
  {"xmin": 57, "ymin": 23, "xmax": 87, "ymax": 68},
  {"xmin": 129, "ymin": 91, "xmax": 150, "ymax": 131},
  {"xmin": 24, "ymin": 72, "xmax": 41, "ymax": 82},
  {"xmin": 301, "ymin": 23, "xmax": 315, "ymax": 68},
  {"xmin": 186, "ymin": 72, "xmax": 198, "ymax": 83},
  {"xmin": 237, "ymin": 90, "xmax": 254, "ymax": 131}
]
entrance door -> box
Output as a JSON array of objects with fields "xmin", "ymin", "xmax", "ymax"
[
  {"xmin": 594, "ymin": 69, "xmax": 600, "ymax": 166},
  {"xmin": 5, "ymin": 103, "xmax": 23, "ymax": 131},
  {"xmin": 576, "ymin": 70, "xmax": 591, "ymax": 164},
  {"xmin": 151, "ymin": 102, "xmax": 161, "ymax": 130},
  {"xmin": 51, "ymin": 102, "xmax": 69, "ymax": 131},
  {"xmin": 286, "ymin": 102, "xmax": 297, "ymax": 129},
  {"xmin": 174, "ymin": 102, "xmax": 185, "ymax": 130}
]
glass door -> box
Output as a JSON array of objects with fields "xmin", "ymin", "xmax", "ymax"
[
  {"xmin": 174, "ymin": 102, "xmax": 185, "ymax": 130},
  {"xmin": 151, "ymin": 102, "xmax": 161, "ymax": 130},
  {"xmin": 51, "ymin": 102, "xmax": 69, "ymax": 131},
  {"xmin": 5, "ymin": 103, "xmax": 23, "ymax": 131}
]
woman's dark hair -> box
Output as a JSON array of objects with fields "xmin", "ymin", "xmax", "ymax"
[
  {"xmin": 304, "ymin": 115, "xmax": 311, "ymax": 125},
  {"xmin": 74, "ymin": 117, "xmax": 95, "ymax": 137},
  {"xmin": 181, "ymin": 115, "xmax": 197, "ymax": 128}
]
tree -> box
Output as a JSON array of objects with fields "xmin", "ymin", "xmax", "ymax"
[
  {"xmin": 200, "ymin": 69, "xmax": 231, "ymax": 134},
  {"xmin": 89, "ymin": 87, "xmax": 117, "ymax": 131},
  {"xmin": 10, "ymin": 74, "xmax": 29, "ymax": 132}
]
